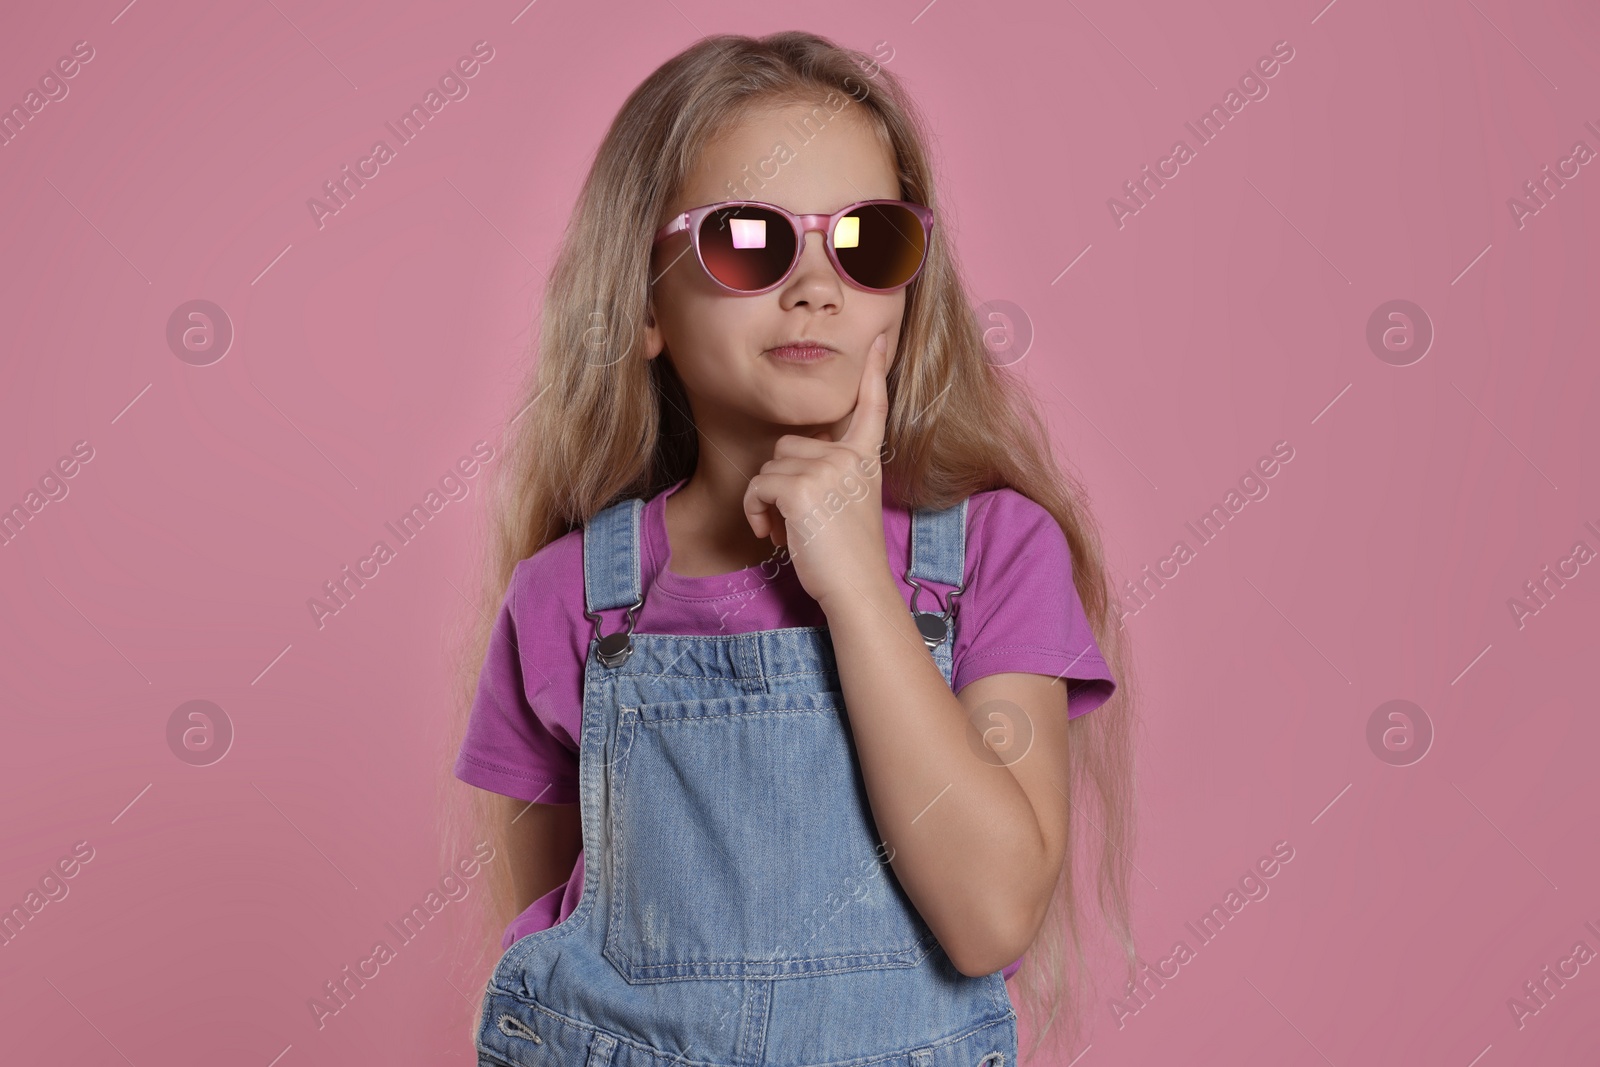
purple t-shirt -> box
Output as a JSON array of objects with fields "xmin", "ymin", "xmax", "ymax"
[{"xmin": 454, "ymin": 478, "xmax": 1116, "ymax": 982}]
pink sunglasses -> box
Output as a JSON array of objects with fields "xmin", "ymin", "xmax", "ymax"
[{"xmin": 652, "ymin": 198, "xmax": 935, "ymax": 295}]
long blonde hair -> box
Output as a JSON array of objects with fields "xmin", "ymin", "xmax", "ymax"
[{"xmin": 438, "ymin": 30, "xmax": 1141, "ymax": 1062}]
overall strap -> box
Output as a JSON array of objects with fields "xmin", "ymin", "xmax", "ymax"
[
  {"xmin": 582, "ymin": 497, "xmax": 644, "ymax": 613},
  {"xmin": 582, "ymin": 497, "xmax": 645, "ymax": 667},
  {"xmin": 905, "ymin": 497, "xmax": 969, "ymax": 648},
  {"xmin": 907, "ymin": 497, "xmax": 968, "ymax": 588}
]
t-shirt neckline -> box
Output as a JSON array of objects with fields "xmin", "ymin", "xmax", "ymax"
[{"xmin": 648, "ymin": 477, "xmax": 799, "ymax": 600}]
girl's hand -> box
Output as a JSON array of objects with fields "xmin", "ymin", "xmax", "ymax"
[{"xmin": 743, "ymin": 332, "xmax": 892, "ymax": 611}]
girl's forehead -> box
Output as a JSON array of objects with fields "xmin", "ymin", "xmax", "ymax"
[{"xmin": 678, "ymin": 104, "xmax": 900, "ymax": 212}]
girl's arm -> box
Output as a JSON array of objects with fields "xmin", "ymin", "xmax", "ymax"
[
  {"xmin": 495, "ymin": 792, "xmax": 582, "ymax": 913},
  {"xmin": 823, "ymin": 581, "xmax": 1073, "ymax": 978},
  {"xmin": 740, "ymin": 339, "xmax": 1070, "ymax": 977}
]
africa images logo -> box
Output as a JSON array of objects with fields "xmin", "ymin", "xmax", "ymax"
[
  {"xmin": 306, "ymin": 441, "xmax": 496, "ymax": 629},
  {"xmin": 1107, "ymin": 39, "xmax": 1296, "ymax": 229}
]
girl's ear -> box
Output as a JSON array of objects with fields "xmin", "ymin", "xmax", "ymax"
[{"xmin": 642, "ymin": 303, "xmax": 664, "ymax": 361}]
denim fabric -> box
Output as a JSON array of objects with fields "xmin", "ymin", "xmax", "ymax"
[{"xmin": 476, "ymin": 492, "xmax": 1018, "ymax": 1067}]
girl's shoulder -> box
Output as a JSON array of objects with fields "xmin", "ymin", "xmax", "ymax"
[
  {"xmin": 514, "ymin": 524, "xmax": 585, "ymax": 576},
  {"xmin": 899, "ymin": 485, "xmax": 1051, "ymax": 526},
  {"xmin": 953, "ymin": 486, "xmax": 1079, "ymax": 609},
  {"xmin": 961, "ymin": 486, "xmax": 1066, "ymax": 555},
  {"xmin": 505, "ymin": 492, "xmax": 663, "ymax": 622},
  {"xmin": 510, "ymin": 488, "xmax": 663, "ymax": 596},
  {"xmin": 963, "ymin": 484, "xmax": 1045, "ymax": 512},
  {"xmin": 507, "ymin": 526, "xmax": 588, "ymax": 623},
  {"xmin": 511, "ymin": 486, "xmax": 670, "ymax": 582}
]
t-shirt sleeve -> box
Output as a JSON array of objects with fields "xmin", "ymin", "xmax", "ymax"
[
  {"xmin": 952, "ymin": 490, "xmax": 1116, "ymax": 718},
  {"xmin": 453, "ymin": 561, "xmax": 581, "ymax": 803}
]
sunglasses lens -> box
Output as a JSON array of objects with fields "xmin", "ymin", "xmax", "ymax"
[
  {"xmin": 697, "ymin": 205, "xmax": 797, "ymax": 291},
  {"xmin": 833, "ymin": 202, "xmax": 927, "ymax": 290}
]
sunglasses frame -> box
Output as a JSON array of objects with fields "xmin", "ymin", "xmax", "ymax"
[{"xmin": 652, "ymin": 198, "xmax": 935, "ymax": 295}]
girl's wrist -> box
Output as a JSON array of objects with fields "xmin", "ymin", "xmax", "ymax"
[{"xmin": 815, "ymin": 564, "xmax": 901, "ymax": 623}]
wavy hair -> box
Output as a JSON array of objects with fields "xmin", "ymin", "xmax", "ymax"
[{"xmin": 439, "ymin": 30, "xmax": 1142, "ymax": 1063}]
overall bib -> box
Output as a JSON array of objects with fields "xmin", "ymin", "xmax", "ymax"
[{"xmin": 476, "ymin": 491, "xmax": 1018, "ymax": 1067}]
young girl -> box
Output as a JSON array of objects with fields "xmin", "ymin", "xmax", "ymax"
[{"xmin": 444, "ymin": 31, "xmax": 1139, "ymax": 1067}]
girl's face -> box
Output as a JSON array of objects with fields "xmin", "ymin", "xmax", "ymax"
[{"xmin": 644, "ymin": 99, "xmax": 907, "ymax": 437}]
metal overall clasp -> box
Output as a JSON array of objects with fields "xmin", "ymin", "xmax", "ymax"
[
  {"xmin": 584, "ymin": 593, "xmax": 645, "ymax": 668},
  {"xmin": 904, "ymin": 568, "xmax": 963, "ymax": 650}
]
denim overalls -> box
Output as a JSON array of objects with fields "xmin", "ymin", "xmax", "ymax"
[{"xmin": 476, "ymin": 490, "xmax": 1018, "ymax": 1067}]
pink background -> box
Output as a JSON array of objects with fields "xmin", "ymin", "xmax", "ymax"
[{"xmin": 2, "ymin": 0, "xmax": 1597, "ymax": 1064}]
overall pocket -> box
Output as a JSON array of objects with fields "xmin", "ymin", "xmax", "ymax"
[{"xmin": 602, "ymin": 689, "xmax": 939, "ymax": 982}]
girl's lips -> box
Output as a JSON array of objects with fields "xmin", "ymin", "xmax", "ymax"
[{"xmin": 765, "ymin": 344, "xmax": 836, "ymax": 363}]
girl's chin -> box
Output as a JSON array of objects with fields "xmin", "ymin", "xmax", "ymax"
[{"xmin": 765, "ymin": 404, "xmax": 850, "ymax": 432}]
